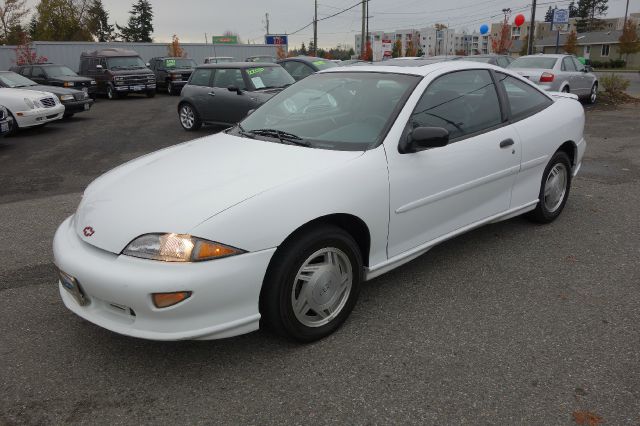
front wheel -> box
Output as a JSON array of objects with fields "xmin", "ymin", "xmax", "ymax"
[
  {"xmin": 178, "ymin": 103, "xmax": 202, "ymax": 131},
  {"xmin": 526, "ymin": 151, "xmax": 572, "ymax": 223},
  {"xmin": 261, "ymin": 225, "xmax": 362, "ymax": 342},
  {"xmin": 562, "ymin": 86, "xmax": 570, "ymax": 93},
  {"xmin": 106, "ymin": 85, "xmax": 118, "ymax": 100}
]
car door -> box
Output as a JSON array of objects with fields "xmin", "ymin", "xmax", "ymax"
[
  {"xmin": 186, "ymin": 68, "xmax": 216, "ymax": 121},
  {"xmin": 209, "ymin": 68, "xmax": 250, "ymax": 124},
  {"xmin": 30, "ymin": 66, "xmax": 47, "ymax": 85},
  {"xmin": 561, "ymin": 56, "xmax": 580, "ymax": 93},
  {"xmin": 572, "ymin": 57, "xmax": 593, "ymax": 95},
  {"xmin": 386, "ymin": 69, "xmax": 522, "ymax": 257}
]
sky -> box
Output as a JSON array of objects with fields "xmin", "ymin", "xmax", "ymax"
[{"xmin": 26, "ymin": 0, "xmax": 640, "ymax": 48}]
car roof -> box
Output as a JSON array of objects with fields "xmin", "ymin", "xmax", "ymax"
[
  {"xmin": 278, "ymin": 56, "xmax": 327, "ymax": 63},
  {"xmin": 321, "ymin": 60, "xmax": 511, "ymax": 77},
  {"xmin": 81, "ymin": 48, "xmax": 139, "ymax": 57},
  {"xmin": 196, "ymin": 62, "xmax": 280, "ymax": 69}
]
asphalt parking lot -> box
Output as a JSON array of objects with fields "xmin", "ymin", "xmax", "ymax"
[{"xmin": 1, "ymin": 94, "xmax": 639, "ymax": 424}]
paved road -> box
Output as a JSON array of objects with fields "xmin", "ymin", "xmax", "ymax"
[{"xmin": 1, "ymin": 95, "xmax": 639, "ymax": 424}]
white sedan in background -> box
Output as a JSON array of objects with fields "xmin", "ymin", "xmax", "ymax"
[
  {"xmin": 0, "ymin": 87, "xmax": 64, "ymax": 132},
  {"xmin": 54, "ymin": 61, "xmax": 586, "ymax": 342}
]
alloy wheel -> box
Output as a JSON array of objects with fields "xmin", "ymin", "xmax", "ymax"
[{"xmin": 180, "ymin": 105, "xmax": 195, "ymax": 129}]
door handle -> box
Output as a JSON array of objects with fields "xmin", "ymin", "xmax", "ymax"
[
  {"xmin": 499, "ymin": 139, "xmax": 514, "ymax": 148},
  {"xmin": 208, "ymin": 91, "xmax": 215, "ymax": 96}
]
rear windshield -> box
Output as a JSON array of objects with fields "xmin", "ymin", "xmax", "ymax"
[
  {"xmin": 311, "ymin": 59, "xmax": 338, "ymax": 70},
  {"xmin": 246, "ymin": 66, "xmax": 295, "ymax": 89},
  {"xmin": 509, "ymin": 57, "xmax": 558, "ymax": 69}
]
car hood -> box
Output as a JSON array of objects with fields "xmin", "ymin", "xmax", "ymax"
[
  {"xmin": 0, "ymin": 87, "xmax": 55, "ymax": 99},
  {"xmin": 23, "ymin": 85, "xmax": 81, "ymax": 95},
  {"xmin": 75, "ymin": 133, "xmax": 364, "ymax": 254}
]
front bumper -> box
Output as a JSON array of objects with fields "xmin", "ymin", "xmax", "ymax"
[
  {"xmin": 14, "ymin": 104, "xmax": 65, "ymax": 128},
  {"xmin": 62, "ymin": 98, "xmax": 94, "ymax": 114},
  {"xmin": 53, "ymin": 215, "xmax": 275, "ymax": 340},
  {"xmin": 114, "ymin": 83, "xmax": 156, "ymax": 93}
]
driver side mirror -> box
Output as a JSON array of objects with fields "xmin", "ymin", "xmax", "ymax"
[
  {"xmin": 399, "ymin": 127, "xmax": 449, "ymax": 154},
  {"xmin": 228, "ymin": 85, "xmax": 243, "ymax": 95}
]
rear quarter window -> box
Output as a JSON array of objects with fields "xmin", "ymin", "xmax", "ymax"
[{"xmin": 496, "ymin": 73, "xmax": 553, "ymax": 121}]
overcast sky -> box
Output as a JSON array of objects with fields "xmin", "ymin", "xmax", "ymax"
[{"xmin": 28, "ymin": 0, "xmax": 640, "ymax": 48}]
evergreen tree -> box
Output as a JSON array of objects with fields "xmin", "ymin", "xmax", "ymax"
[
  {"xmin": 299, "ymin": 42, "xmax": 307, "ymax": 55},
  {"xmin": 86, "ymin": 0, "xmax": 113, "ymax": 41},
  {"xmin": 117, "ymin": 0, "xmax": 153, "ymax": 42},
  {"xmin": 31, "ymin": 0, "xmax": 91, "ymax": 41},
  {"xmin": 568, "ymin": 1, "xmax": 578, "ymax": 18},
  {"xmin": 575, "ymin": 0, "xmax": 608, "ymax": 33},
  {"xmin": 391, "ymin": 39, "xmax": 402, "ymax": 58},
  {"xmin": 544, "ymin": 6, "xmax": 554, "ymax": 23}
]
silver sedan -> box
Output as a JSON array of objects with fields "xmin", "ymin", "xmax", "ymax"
[{"xmin": 508, "ymin": 54, "xmax": 598, "ymax": 104}]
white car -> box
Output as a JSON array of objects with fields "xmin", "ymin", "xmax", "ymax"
[
  {"xmin": 0, "ymin": 87, "xmax": 64, "ymax": 131},
  {"xmin": 53, "ymin": 62, "xmax": 586, "ymax": 342}
]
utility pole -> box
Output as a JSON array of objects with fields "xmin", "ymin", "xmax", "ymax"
[
  {"xmin": 265, "ymin": 13, "xmax": 270, "ymax": 35},
  {"xmin": 527, "ymin": 0, "xmax": 537, "ymax": 55},
  {"xmin": 365, "ymin": 0, "xmax": 369, "ymax": 49},
  {"xmin": 361, "ymin": 0, "xmax": 366, "ymax": 58},
  {"xmin": 313, "ymin": 0, "xmax": 318, "ymax": 56},
  {"xmin": 623, "ymin": 0, "xmax": 630, "ymax": 26}
]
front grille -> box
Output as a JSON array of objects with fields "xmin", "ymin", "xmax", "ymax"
[
  {"xmin": 122, "ymin": 74, "xmax": 155, "ymax": 85},
  {"xmin": 73, "ymin": 92, "xmax": 87, "ymax": 101},
  {"xmin": 40, "ymin": 97, "xmax": 56, "ymax": 108}
]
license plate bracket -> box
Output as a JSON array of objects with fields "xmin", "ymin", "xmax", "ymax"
[{"xmin": 59, "ymin": 269, "xmax": 89, "ymax": 306}]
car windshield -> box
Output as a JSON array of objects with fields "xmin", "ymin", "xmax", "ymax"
[
  {"xmin": 246, "ymin": 66, "xmax": 295, "ymax": 89},
  {"xmin": 236, "ymin": 72, "xmax": 420, "ymax": 151},
  {"xmin": 310, "ymin": 59, "xmax": 338, "ymax": 70},
  {"xmin": 164, "ymin": 58, "xmax": 196, "ymax": 68},
  {"xmin": 462, "ymin": 57, "xmax": 492, "ymax": 63},
  {"xmin": 509, "ymin": 57, "xmax": 558, "ymax": 69},
  {"xmin": 45, "ymin": 66, "xmax": 78, "ymax": 77},
  {"xmin": 0, "ymin": 72, "xmax": 37, "ymax": 87},
  {"xmin": 107, "ymin": 56, "xmax": 146, "ymax": 69}
]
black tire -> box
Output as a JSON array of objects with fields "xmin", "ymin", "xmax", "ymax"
[
  {"xmin": 260, "ymin": 225, "xmax": 362, "ymax": 342},
  {"xmin": 178, "ymin": 103, "xmax": 202, "ymax": 131},
  {"xmin": 586, "ymin": 83, "xmax": 597, "ymax": 104},
  {"xmin": 106, "ymin": 85, "xmax": 118, "ymax": 100},
  {"xmin": 526, "ymin": 151, "xmax": 572, "ymax": 223},
  {"xmin": 167, "ymin": 82, "xmax": 176, "ymax": 96},
  {"xmin": 6, "ymin": 111, "xmax": 18, "ymax": 136},
  {"xmin": 562, "ymin": 86, "xmax": 570, "ymax": 93},
  {"xmin": 146, "ymin": 90, "xmax": 156, "ymax": 98}
]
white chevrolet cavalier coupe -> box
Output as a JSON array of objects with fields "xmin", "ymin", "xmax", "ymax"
[{"xmin": 54, "ymin": 61, "xmax": 586, "ymax": 342}]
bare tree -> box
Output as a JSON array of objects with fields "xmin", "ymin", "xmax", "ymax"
[{"xmin": 0, "ymin": 0, "xmax": 28, "ymax": 43}]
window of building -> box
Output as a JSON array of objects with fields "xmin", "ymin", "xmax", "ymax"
[{"xmin": 601, "ymin": 44, "xmax": 610, "ymax": 56}]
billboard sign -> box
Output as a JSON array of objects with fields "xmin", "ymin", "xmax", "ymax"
[
  {"xmin": 265, "ymin": 34, "xmax": 289, "ymax": 45},
  {"xmin": 212, "ymin": 35, "xmax": 238, "ymax": 44}
]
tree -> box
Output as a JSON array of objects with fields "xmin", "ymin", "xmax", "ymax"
[
  {"xmin": 116, "ymin": 0, "xmax": 153, "ymax": 42},
  {"xmin": 434, "ymin": 23, "xmax": 447, "ymax": 31},
  {"xmin": 14, "ymin": 33, "xmax": 47, "ymax": 64},
  {"xmin": 575, "ymin": 0, "xmax": 608, "ymax": 33},
  {"xmin": 222, "ymin": 30, "xmax": 242, "ymax": 44},
  {"xmin": 564, "ymin": 30, "xmax": 578, "ymax": 54},
  {"xmin": 520, "ymin": 34, "xmax": 529, "ymax": 56},
  {"xmin": 86, "ymin": 0, "xmax": 113, "ymax": 41},
  {"xmin": 167, "ymin": 34, "xmax": 185, "ymax": 57},
  {"xmin": 568, "ymin": 1, "xmax": 578, "ymax": 18},
  {"xmin": 405, "ymin": 39, "xmax": 417, "ymax": 57},
  {"xmin": 544, "ymin": 6, "xmax": 554, "ymax": 23},
  {"xmin": 299, "ymin": 42, "xmax": 307, "ymax": 55},
  {"xmin": 30, "ymin": 0, "xmax": 92, "ymax": 41},
  {"xmin": 0, "ymin": 0, "xmax": 28, "ymax": 44},
  {"xmin": 391, "ymin": 39, "xmax": 402, "ymax": 58},
  {"xmin": 618, "ymin": 20, "xmax": 640, "ymax": 62},
  {"xmin": 491, "ymin": 13, "xmax": 513, "ymax": 54},
  {"xmin": 276, "ymin": 44, "xmax": 286, "ymax": 60},
  {"xmin": 454, "ymin": 49, "xmax": 466, "ymax": 55}
]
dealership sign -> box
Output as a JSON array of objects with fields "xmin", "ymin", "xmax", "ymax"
[
  {"xmin": 552, "ymin": 9, "xmax": 569, "ymax": 31},
  {"xmin": 265, "ymin": 34, "xmax": 288, "ymax": 45},
  {"xmin": 212, "ymin": 35, "xmax": 238, "ymax": 44}
]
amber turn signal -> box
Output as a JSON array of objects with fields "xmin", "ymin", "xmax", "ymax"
[
  {"xmin": 193, "ymin": 241, "xmax": 243, "ymax": 261},
  {"xmin": 152, "ymin": 291, "xmax": 192, "ymax": 308}
]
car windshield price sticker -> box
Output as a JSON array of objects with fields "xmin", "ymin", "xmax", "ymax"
[
  {"xmin": 247, "ymin": 67, "xmax": 265, "ymax": 76},
  {"xmin": 251, "ymin": 76, "xmax": 265, "ymax": 89},
  {"xmin": 165, "ymin": 59, "xmax": 176, "ymax": 67},
  {"xmin": 313, "ymin": 60, "xmax": 326, "ymax": 66}
]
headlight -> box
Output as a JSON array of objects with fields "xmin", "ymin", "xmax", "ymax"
[
  {"xmin": 60, "ymin": 94, "xmax": 74, "ymax": 101},
  {"xmin": 122, "ymin": 233, "xmax": 245, "ymax": 262},
  {"xmin": 63, "ymin": 82, "xmax": 73, "ymax": 87},
  {"xmin": 23, "ymin": 98, "xmax": 35, "ymax": 109}
]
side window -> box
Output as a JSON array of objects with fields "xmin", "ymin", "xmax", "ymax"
[
  {"xmin": 409, "ymin": 70, "xmax": 503, "ymax": 140},
  {"xmin": 189, "ymin": 69, "xmax": 213, "ymax": 86},
  {"xmin": 212, "ymin": 68, "xmax": 246, "ymax": 90},
  {"xmin": 32, "ymin": 67, "xmax": 46, "ymax": 78},
  {"xmin": 22, "ymin": 67, "xmax": 31, "ymax": 77},
  {"xmin": 562, "ymin": 57, "xmax": 576, "ymax": 71},
  {"xmin": 496, "ymin": 73, "xmax": 552, "ymax": 121},
  {"xmin": 572, "ymin": 57, "xmax": 585, "ymax": 72}
]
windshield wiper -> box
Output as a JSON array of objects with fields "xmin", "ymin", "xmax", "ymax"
[
  {"xmin": 249, "ymin": 128, "xmax": 311, "ymax": 147},
  {"xmin": 235, "ymin": 123, "xmax": 256, "ymax": 139}
]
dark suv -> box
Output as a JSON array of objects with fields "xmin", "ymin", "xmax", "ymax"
[
  {"xmin": 79, "ymin": 48, "xmax": 156, "ymax": 99},
  {"xmin": 148, "ymin": 57, "xmax": 197, "ymax": 95},
  {"xmin": 178, "ymin": 63, "xmax": 294, "ymax": 131},
  {"xmin": 11, "ymin": 63, "xmax": 96, "ymax": 96}
]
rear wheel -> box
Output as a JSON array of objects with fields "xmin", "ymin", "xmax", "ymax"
[
  {"xmin": 526, "ymin": 151, "xmax": 572, "ymax": 223},
  {"xmin": 586, "ymin": 83, "xmax": 597, "ymax": 104},
  {"xmin": 261, "ymin": 225, "xmax": 362, "ymax": 342},
  {"xmin": 178, "ymin": 103, "xmax": 202, "ymax": 131}
]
